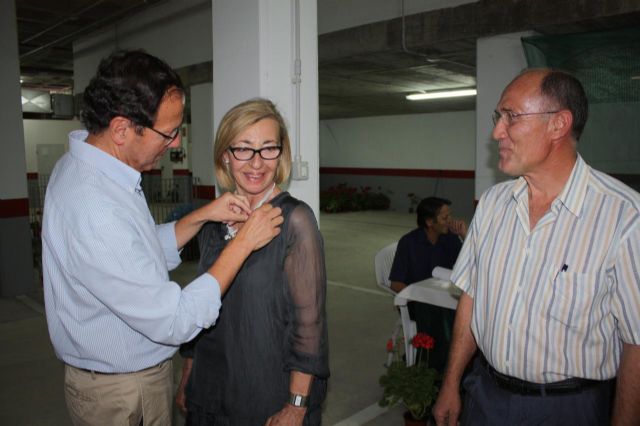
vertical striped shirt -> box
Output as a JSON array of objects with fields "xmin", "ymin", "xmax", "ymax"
[
  {"xmin": 43, "ymin": 131, "xmax": 221, "ymax": 373},
  {"xmin": 452, "ymin": 155, "xmax": 640, "ymax": 383}
]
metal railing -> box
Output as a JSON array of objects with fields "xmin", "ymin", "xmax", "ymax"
[{"xmin": 29, "ymin": 174, "xmax": 200, "ymax": 277}]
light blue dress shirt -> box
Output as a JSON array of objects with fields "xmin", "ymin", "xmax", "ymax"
[{"xmin": 42, "ymin": 130, "xmax": 221, "ymax": 373}]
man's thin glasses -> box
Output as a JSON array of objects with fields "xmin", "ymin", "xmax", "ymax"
[
  {"xmin": 146, "ymin": 125, "xmax": 181, "ymax": 146},
  {"xmin": 492, "ymin": 110, "xmax": 560, "ymax": 126},
  {"xmin": 228, "ymin": 146, "xmax": 283, "ymax": 161}
]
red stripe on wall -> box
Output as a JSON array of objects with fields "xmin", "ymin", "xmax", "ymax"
[
  {"xmin": 173, "ymin": 169, "xmax": 191, "ymax": 176},
  {"xmin": 320, "ymin": 167, "xmax": 474, "ymax": 179},
  {"xmin": 27, "ymin": 173, "xmax": 38, "ymax": 180},
  {"xmin": 0, "ymin": 198, "xmax": 29, "ymax": 218},
  {"xmin": 142, "ymin": 169, "xmax": 162, "ymax": 176},
  {"xmin": 193, "ymin": 185, "xmax": 216, "ymax": 200}
]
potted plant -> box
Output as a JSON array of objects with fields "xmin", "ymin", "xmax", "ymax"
[
  {"xmin": 407, "ymin": 193, "xmax": 420, "ymax": 213},
  {"xmin": 379, "ymin": 333, "xmax": 440, "ymax": 425}
]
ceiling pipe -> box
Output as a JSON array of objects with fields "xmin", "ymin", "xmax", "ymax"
[
  {"xmin": 22, "ymin": 0, "xmax": 107, "ymax": 44},
  {"xmin": 400, "ymin": 0, "xmax": 474, "ymax": 70},
  {"xmin": 20, "ymin": 0, "xmax": 162, "ymax": 60}
]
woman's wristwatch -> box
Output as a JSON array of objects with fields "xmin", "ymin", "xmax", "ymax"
[{"xmin": 288, "ymin": 393, "xmax": 309, "ymax": 408}]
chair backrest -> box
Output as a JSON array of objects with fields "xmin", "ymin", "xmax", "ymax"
[{"xmin": 374, "ymin": 242, "xmax": 398, "ymax": 295}]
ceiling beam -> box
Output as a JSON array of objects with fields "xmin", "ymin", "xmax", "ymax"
[{"xmin": 319, "ymin": 0, "xmax": 640, "ymax": 63}]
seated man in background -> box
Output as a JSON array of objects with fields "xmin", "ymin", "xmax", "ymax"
[{"xmin": 389, "ymin": 197, "xmax": 467, "ymax": 372}]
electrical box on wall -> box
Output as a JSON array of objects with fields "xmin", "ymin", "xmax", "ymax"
[
  {"xmin": 51, "ymin": 94, "xmax": 75, "ymax": 118},
  {"xmin": 292, "ymin": 159, "xmax": 309, "ymax": 180}
]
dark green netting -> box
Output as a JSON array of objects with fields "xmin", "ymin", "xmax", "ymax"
[
  {"xmin": 522, "ymin": 26, "xmax": 640, "ymax": 103},
  {"xmin": 521, "ymin": 27, "xmax": 640, "ymax": 182}
]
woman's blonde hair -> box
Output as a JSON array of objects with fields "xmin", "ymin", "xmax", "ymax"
[{"xmin": 214, "ymin": 98, "xmax": 292, "ymax": 191}]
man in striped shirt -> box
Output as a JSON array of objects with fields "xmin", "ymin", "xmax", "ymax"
[{"xmin": 433, "ymin": 69, "xmax": 640, "ymax": 425}]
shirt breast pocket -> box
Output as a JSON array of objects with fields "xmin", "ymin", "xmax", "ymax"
[{"xmin": 548, "ymin": 271, "xmax": 599, "ymax": 330}]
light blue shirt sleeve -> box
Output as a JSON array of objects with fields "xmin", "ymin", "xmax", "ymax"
[
  {"xmin": 156, "ymin": 221, "xmax": 182, "ymax": 271},
  {"xmin": 67, "ymin": 211, "xmax": 221, "ymax": 346}
]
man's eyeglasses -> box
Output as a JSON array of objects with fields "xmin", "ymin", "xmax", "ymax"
[
  {"xmin": 145, "ymin": 125, "xmax": 181, "ymax": 146},
  {"xmin": 492, "ymin": 110, "xmax": 560, "ymax": 126},
  {"xmin": 227, "ymin": 146, "xmax": 283, "ymax": 161}
]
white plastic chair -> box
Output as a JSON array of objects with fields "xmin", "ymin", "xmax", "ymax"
[{"xmin": 374, "ymin": 242, "xmax": 415, "ymax": 366}]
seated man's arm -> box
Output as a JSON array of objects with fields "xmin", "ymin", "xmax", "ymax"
[{"xmin": 388, "ymin": 237, "xmax": 410, "ymax": 293}]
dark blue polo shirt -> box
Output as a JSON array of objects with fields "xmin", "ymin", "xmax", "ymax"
[{"xmin": 389, "ymin": 227, "xmax": 462, "ymax": 284}]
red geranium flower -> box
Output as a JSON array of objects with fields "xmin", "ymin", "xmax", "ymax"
[
  {"xmin": 411, "ymin": 333, "xmax": 435, "ymax": 350},
  {"xmin": 386, "ymin": 338, "xmax": 394, "ymax": 352}
]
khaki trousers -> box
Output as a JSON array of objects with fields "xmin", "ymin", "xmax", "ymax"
[{"xmin": 64, "ymin": 360, "xmax": 173, "ymax": 426}]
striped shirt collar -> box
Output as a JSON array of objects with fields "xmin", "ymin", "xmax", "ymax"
[
  {"xmin": 68, "ymin": 130, "xmax": 143, "ymax": 194},
  {"xmin": 511, "ymin": 155, "xmax": 589, "ymax": 219}
]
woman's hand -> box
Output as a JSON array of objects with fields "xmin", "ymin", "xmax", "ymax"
[
  {"xmin": 201, "ymin": 192, "xmax": 251, "ymax": 224},
  {"xmin": 175, "ymin": 358, "xmax": 193, "ymax": 415},
  {"xmin": 264, "ymin": 405, "xmax": 306, "ymax": 426}
]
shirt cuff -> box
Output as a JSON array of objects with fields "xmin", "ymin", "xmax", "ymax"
[{"xmin": 182, "ymin": 272, "xmax": 222, "ymax": 331}]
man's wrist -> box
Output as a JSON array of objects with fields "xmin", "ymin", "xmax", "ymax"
[{"xmin": 225, "ymin": 235, "xmax": 252, "ymax": 258}]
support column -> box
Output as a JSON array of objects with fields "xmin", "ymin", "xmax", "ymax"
[
  {"xmin": 212, "ymin": 0, "xmax": 320, "ymax": 217},
  {"xmin": 475, "ymin": 31, "xmax": 535, "ymax": 199},
  {"xmin": 0, "ymin": 0, "xmax": 36, "ymax": 296},
  {"xmin": 191, "ymin": 82, "xmax": 216, "ymax": 204}
]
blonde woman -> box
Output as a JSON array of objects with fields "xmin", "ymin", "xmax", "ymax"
[{"xmin": 177, "ymin": 98, "xmax": 329, "ymax": 425}]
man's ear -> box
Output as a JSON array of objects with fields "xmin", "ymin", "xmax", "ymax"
[
  {"xmin": 425, "ymin": 218, "xmax": 433, "ymax": 229},
  {"xmin": 549, "ymin": 110, "xmax": 573, "ymax": 140},
  {"xmin": 109, "ymin": 116, "xmax": 132, "ymax": 146}
]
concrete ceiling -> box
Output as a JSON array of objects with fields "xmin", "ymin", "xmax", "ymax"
[{"xmin": 15, "ymin": 0, "xmax": 640, "ymax": 119}]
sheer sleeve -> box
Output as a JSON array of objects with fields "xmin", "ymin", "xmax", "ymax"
[{"xmin": 283, "ymin": 203, "xmax": 329, "ymax": 378}]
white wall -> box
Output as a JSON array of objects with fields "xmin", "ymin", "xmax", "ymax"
[
  {"xmin": 212, "ymin": 0, "xmax": 320, "ymax": 216},
  {"xmin": 190, "ymin": 82, "xmax": 214, "ymax": 186},
  {"xmin": 317, "ymin": 0, "xmax": 478, "ymax": 34},
  {"xmin": 22, "ymin": 120, "xmax": 81, "ymax": 173},
  {"xmin": 475, "ymin": 32, "xmax": 533, "ymax": 198},
  {"xmin": 320, "ymin": 111, "xmax": 475, "ymax": 169}
]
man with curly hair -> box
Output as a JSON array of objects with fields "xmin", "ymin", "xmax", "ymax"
[{"xmin": 42, "ymin": 50, "xmax": 283, "ymax": 425}]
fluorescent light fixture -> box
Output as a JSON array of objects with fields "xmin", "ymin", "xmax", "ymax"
[{"xmin": 406, "ymin": 88, "xmax": 477, "ymax": 101}]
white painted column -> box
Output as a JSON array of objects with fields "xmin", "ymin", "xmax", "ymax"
[
  {"xmin": 475, "ymin": 31, "xmax": 535, "ymax": 199},
  {"xmin": 0, "ymin": 0, "xmax": 35, "ymax": 296},
  {"xmin": 212, "ymin": 0, "xmax": 320, "ymax": 217},
  {"xmin": 190, "ymin": 82, "xmax": 216, "ymax": 201}
]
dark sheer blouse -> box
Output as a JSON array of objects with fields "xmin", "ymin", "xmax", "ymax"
[{"xmin": 181, "ymin": 192, "xmax": 329, "ymax": 425}]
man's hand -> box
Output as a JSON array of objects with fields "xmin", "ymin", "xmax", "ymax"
[
  {"xmin": 200, "ymin": 192, "xmax": 251, "ymax": 224},
  {"xmin": 207, "ymin": 204, "xmax": 283, "ymax": 294},
  {"xmin": 449, "ymin": 218, "xmax": 468, "ymax": 240},
  {"xmin": 175, "ymin": 192, "xmax": 251, "ymax": 248},
  {"xmin": 432, "ymin": 380, "xmax": 462, "ymax": 426},
  {"xmin": 235, "ymin": 204, "xmax": 283, "ymax": 252},
  {"xmin": 265, "ymin": 404, "xmax": 306, "ymax": 426}
]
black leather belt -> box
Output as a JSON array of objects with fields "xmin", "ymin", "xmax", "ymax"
[{"xmin": 479, "ymin": 354, "xmax": 608, "ymax": 396}]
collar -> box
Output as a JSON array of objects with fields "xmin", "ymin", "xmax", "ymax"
[
  {"xmin": 68, "ymin": 130, "xmax": 142, "ymax": 194},
  {"xmin": 510, "ymin": 155, "xmax": 588, "ymax": 218}
]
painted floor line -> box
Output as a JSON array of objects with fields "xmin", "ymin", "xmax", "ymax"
[
  {"xmin": 332, "ymin": 402, "xmax": 388, "ymax": 426},
  {"xmin": 327, "ymin": 280, "xmax": 391, "ymax": 297},
  {"xmin": 16, "ymin": 294, "xmax": 45, "ymax": 315}
]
